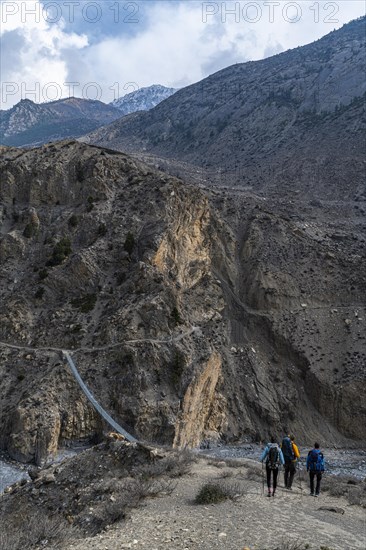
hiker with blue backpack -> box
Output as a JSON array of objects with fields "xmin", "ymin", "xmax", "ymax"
[
  {"xmin": 260, "ymin": 436, "xmax": 285, "ymax": 497},
  {"xmin": 281, "ymin": 433, "xmax": 300, "ymax": 490},
  {"xmin": 306, "ymin": 442, "xmax": 325, "ymax": 496}
]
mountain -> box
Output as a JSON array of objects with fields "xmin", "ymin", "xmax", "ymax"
[
  {"xmin": 0, "ymin": 141, "xmax": 365, "ymax": 466},
  {"xmin": 110, "ymin": 84, "xmax": 177, "ymax": 115},
  {"xmin": 85, "ymin": 17, "xmax": 366, "ymax": 200},
  {"xmin": 0, "ymin": 97, "xmax": 122, "ymax": 148}
]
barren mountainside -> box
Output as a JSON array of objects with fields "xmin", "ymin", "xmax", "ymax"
[
  {"xmin": 85, "ymin": 17, "xmax": 366, "ymax": 199},
  {"xmin": 0, "ymin": 141, "xmax": 365, "ymax": 466},
  {"xmin": 0, "ymin": 97, "xmax": 122, "ymax": 148}
]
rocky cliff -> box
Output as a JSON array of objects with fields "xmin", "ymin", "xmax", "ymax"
[{"xmin": 0, "ymin": 141, "xmax": 364, "ymax": 464}]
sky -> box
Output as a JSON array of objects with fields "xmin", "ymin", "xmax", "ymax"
[{"xmin": 0, "ymin": 0, "xmax": 365, "ymax": 108}]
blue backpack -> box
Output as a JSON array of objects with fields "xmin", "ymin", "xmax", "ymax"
[
  {"xmin": 282, "ymin": 436, "xmax": 294, "ymax": 461},
  {"xmin": 308, "ymin": 449, "xmax": 325, "ymax": 472}
]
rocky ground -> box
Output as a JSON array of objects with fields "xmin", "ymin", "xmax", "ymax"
[
  {"xmin": 1, "ymin": 441, "xmax": 365, "ymax": 550},
  {"xmin": 0, "ymin": 140, "xmax": 365, "ymax": 467}
]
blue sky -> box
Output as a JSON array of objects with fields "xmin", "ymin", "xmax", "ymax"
[{"xmin": 0, "ymin": 1, "xmax": 365, "ymax": 108}]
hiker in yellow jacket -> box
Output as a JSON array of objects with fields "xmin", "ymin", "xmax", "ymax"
[{"xmin": 281, "ymin": 434, "xmax": 300, "ymax": 490}]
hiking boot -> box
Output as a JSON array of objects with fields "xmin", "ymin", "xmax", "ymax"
[
  {"xmin": 310, "ymin": 492, "xmax": 315, "ymax": 496},
  {"xmin": 267, "ymin": 489, "xmax": 272, "ymax": 497},
  {"xmin": 272, "ymin": 491, "xmax": 276, "ymax": 497},
  {"xmin": 315, "ymin": 494, "xmax": 319, "ymax": 497}
]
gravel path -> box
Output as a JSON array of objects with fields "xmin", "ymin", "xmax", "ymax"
[{"xmin": 65, "ymin": 460, "xmax": 366, "ymax": 550}]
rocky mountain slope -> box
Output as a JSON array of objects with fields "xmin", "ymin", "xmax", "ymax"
[
  {"xmin": 85, "ymin": 17, "xmax": 366, "ymax": 199},
  {"xmin": 0, "ymin": 98, "xmax": 122, "ymax": 148},
  {"xmin": 0, "ymin": 141, "xmax": 365, "ymax": 465},
  {"xmin": 111, "ymin": 84, "xmax": 177, "ymax": 115}
]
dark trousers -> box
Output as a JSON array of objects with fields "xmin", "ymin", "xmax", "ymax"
[
  {"xmin": 266, "ymin": 465, "xmax": 279, "ymax": 491},
  {"xmin": 284, "ymin": 460, "xmax": 296, "ymax": 488},
  {"xmin": 309, "ymin": 471, "xmax": 322, "ymax": 495}
]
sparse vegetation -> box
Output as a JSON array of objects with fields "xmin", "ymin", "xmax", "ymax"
[
  {"xmin": 194, "ymin": 480, "xmax": 243, "ymax": 504},
  {"xmin": 0, "ymin": 515, "xmax": 81, "ymax": 550},
  {"xmin": 46, "ymin": 237, "xmax": 72, "ymax": 267},
  {"xmin": 98, "ymin": 222, "xmax": 107, "ymax": 236},
  {"xmin": 171, "ymin": 306, "xmax": 182, "ymax": 325},
  {"xmin": 171, "ymin": 350, "xmax": 185, "ymax": 386},
  {"xmin": 260, "ymin": 541, "xmax": 310, "ymax": 550},
  {"xmin": 86, "ymin": 196, "xmax": 94, "ymax": 212},
  {"xmin": 71, "ymin": 293, "xmax": 97, "ymax": 313},
  {"xmin": 38, "ymin": 268, "xmax": 48, "ymax": 281},
  {"xmin": 23, "ymin": 222, "xmax": 38, "ymax": 239},
  {"xmin": 124, "ymin": 231, "xmax": 135, "ymax": 255},
  {"xmin": 68, "ymin": 214, "xmax": 79, "ymax": 227},
  {"xmin": 116, "ymin": 272, "xmax": 126, "ymax": 285},
  {"xmin": 34, "ymin": 287, "xmax": 45, "ymax": 299}
]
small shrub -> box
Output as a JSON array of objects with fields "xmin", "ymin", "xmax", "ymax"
[
  {"xmin": 86, "ymin": 196, "xmax": 94, "ymax": 212},
  {"xmin": 0, "ymin": 515, "xmax": 80, "ymax": 550},
  {"xmin": 195, "ymin": 480, "xmax": 244, "ymax": 505},
  {"xmin": 261, "ymin": 540, "xmax": 311, "ymax": 550},
  {"xmin": 98, "ymin": 223, "xmax": 107, "ymax": 236},
  {"xmin": 124, "ymin": 231, "xmax": 135, "ymax": 256},
  {"xmin": 171, "ymin": 350, "xmax": 185, "ymax": 386},
  {"xmin": 116, "ymin": 272, "xmax": 126, "ymax": 285},
  {"xmin": 171, "ymin": 306, "xmax": 182, "ymax": 325},
  {"xmin": 38, "ymin": 268, "xmax": 49, "ymax": 281},
  {"xmin": 69, "ymin": 214, "xmax": 79, "ymax": 227},
  {"xmin": 195, "ymin": 482, "xmax": 229, "ymax": 504},
  {"xmin": 71, "ymin": 293, "xmax": 97, "ymax": 313},
  {"xmin": 35, "ymin": 287, "xmax": 45, "ymax": 299},
  {"xmin": 23, "ymin": 222, "xmax": 38, "ymax": 238},
  {"xmin": 47, "ymin": 237, "xmax": 72, "ymax": 267}
]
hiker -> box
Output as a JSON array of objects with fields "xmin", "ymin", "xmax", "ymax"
[
  {"xmin": 260, "ymin": 436, "xmax": 285, "ymax": 497},
  {"xmin": 281, "ymin": 433, "xmax": 300, "ymax": 490},
  {"xmin": 306, "ymin": 442, "xmax": 325, "ymax": 496}
]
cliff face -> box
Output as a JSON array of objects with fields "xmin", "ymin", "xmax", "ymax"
[
  {"xmin": 0, "ymin": 141, "xmax": 229, "ymax": 463},
  {"xmin": 0, "ymin": 141, "xmax": 364, "ymax": 464}
]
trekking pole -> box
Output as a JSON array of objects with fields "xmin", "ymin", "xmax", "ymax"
[{"xmin": 298, "ymin": 460, "xmax": 303, "ymax": 496}]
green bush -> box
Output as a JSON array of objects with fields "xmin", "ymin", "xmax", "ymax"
[
  {"xmin": 68, "ymin": 214, "xmax": 79, "ymax": 227},
  {"xmin": 124, "ymin": 232, "xmax": 135, "ymax": 256},
  {"xmin": 171, "ymin": 351, "xmax": 185, "ymax": 386},
  {"xmin": 87, "ymin": 196, "xmax": 94, "ymax": 212},
  {"xmin": 38, "ymin": 268, "xmax": 49, "ymax": 281},
  {"xmin": 71, "ymin": 293, "xmax": 97, "ymax": 313},
  {"xmin": 47, "ymin": 237, "xmax": 72, "ymax": 267},
  {"xmin": 23, "ymin": 222, "xmax": 38, "ymax": 238},
  {"xmin": 35, "ymin": 287, "xmax": 45, "ymax": 299},
  {"xmin": 171, "ymin": 306, "xmax": 182, "ymax": 325},
  {"xmin": 98, "ymin": 223, "xmax": 107, "ymax": 236},
  {"xmin": 195, "ymin": 482, "xmax": 229, "ymax": 504}
]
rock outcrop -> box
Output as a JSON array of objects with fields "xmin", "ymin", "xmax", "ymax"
[{"xmin": 0, "ymin": 141, "xmax": 365, "ymax": 464}]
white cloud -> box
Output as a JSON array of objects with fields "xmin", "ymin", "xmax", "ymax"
[
  {"xmin": 0, "ymin": 0, "xmax": 364, "ymax": 108},
  {"xmin": 0, "ymin": 0, "xmax": 88, "ymax": 107}
]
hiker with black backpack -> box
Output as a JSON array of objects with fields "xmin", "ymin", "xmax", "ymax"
[
  {"xmin": 281, "ymin": 433, "xmax": 300, "ymax": 490},
  {"xmin": 306, "ymin": 442, "xmax": 325, "ymax": 496},
  {"xmin": 260, "ymin": 436, "xmax": 285, "ymax": 497}
]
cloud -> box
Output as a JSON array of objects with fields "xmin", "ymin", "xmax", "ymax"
[
  {"xmin": 0, "ymin": 0, "xmax": 88, "ymax": 107},
  {"xmin": 0, "ymin": 0, "xmax": 365, "ymax": 108}
]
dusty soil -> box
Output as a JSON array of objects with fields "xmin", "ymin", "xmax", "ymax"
[{"xmin": 64, "ymin": 459, "xmax": 365, "ymax": 550}]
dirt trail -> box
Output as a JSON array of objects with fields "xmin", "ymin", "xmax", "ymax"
[{"xmin": 65, "ymin": 460, "xmax": 366, "ymax": 550}]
